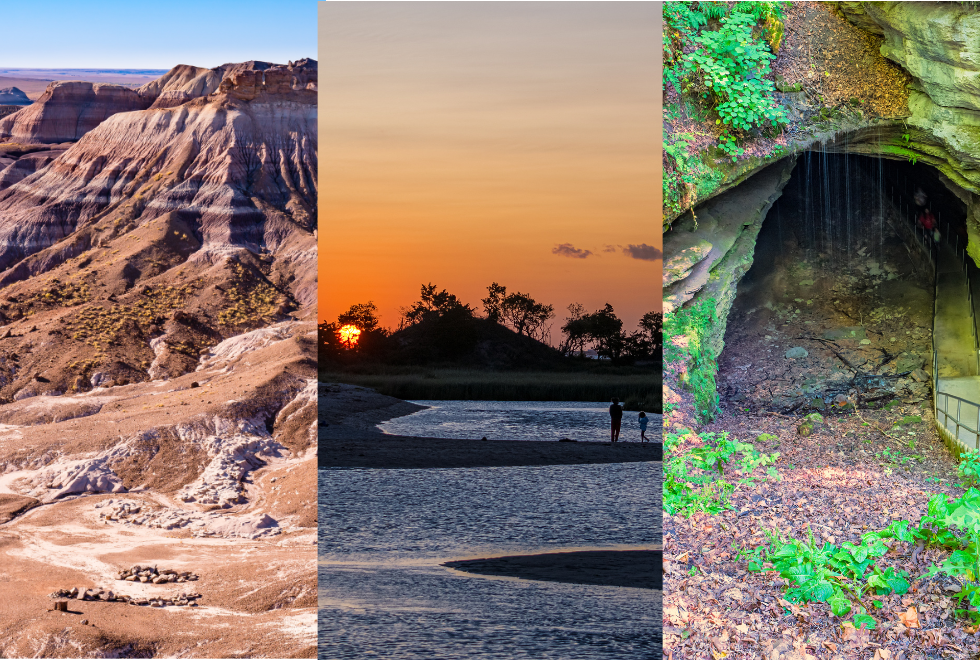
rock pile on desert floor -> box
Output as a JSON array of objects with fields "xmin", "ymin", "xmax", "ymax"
[
  {"xmin": 116, "ymin": 565, "xmax": 199, "ymax": 583},
  {"xmin": 49, "ymin": 584, "xmax": 203, "ymax": 607}
]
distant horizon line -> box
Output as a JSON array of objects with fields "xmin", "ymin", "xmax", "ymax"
[
  {"xmin": 0, "ymin": 68, "xmax": 169, "ymax": 73},
  {"xmin": 0, "ymin": 60, "xmax": 316, "ymax": 73}
]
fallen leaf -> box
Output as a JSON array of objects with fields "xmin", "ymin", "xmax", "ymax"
[
  {"xmin": 924, "ymin": 629, "xmax": 944, "ymax": 647},
  {"xmin": 710, "ymin": 630, "xmax": 729, "ymax": 651},
  {"xmin": 898, "ymin": 606, "xmax": 920, "ymax": 629},
  {"xmin": 842, "ymin": 622, "xmax": 871, "ymax": 647}
]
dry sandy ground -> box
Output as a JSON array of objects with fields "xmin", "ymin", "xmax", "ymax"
[
  {"xmin": 0, "ymin": 323, "xmax": 317, "ymax": 658},
  {"xmin": 444, "ymin": 548, "xmax": 662, "ymax": 590},
  {"xmin": 318, "ymin": 383, "xmax": 662, "ymax": 469}
]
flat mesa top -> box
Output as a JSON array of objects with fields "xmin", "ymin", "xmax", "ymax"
[
  {"xmin": 0, "ymin": 70, "xmax": 169, "ymax": 95},
  {"xmin": 0, "ymin": 68, "xmax": 169, "ymax": 79}
]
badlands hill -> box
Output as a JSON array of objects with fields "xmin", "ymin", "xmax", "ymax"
[
  {"xmin": 0, "ymin": 60, "xmax": 317, "ymax": 657},
  {"xmin": 0, "ymin": 87, "xmax": 30, "ymax": 106}
]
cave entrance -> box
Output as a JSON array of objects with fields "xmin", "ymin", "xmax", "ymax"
[{"xmin": 718, "ymin": 150, "xmax": 971, "ymax": 419}]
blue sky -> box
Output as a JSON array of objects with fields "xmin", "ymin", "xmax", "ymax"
[{"xmin": 3, "ymin": 1, "xmax": 317, "ymax": 69}]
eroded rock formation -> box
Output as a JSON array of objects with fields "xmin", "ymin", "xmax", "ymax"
[
  {"xmin": 0, "ymin": 82, "xmax": 149, "ymax": 143},
  {"xmin": 0, "ymin": 59, "xmax": 316, "ymax": 402},
  {"xmin": 0, "ymin": 60, "xmax": 317, "ymax": 656},
  {"xmin": 0, "ymin": 60, "xmax": 320, "ymax": 147},
  {"xmin": 0, "ymin": 87, "xmax": 30, "ymax": 106}
]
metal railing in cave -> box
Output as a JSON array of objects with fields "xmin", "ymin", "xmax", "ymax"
[
  {"xmin": 877, "ymin": 174, "xmax": 980, "ymax": 452},
  {"xmin": 917, "ymin": 193, "xmax": 980, "ymax": 453}
]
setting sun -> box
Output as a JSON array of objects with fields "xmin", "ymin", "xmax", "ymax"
[{"xmin": 338, "ymin": 324, "xmax": 362, "ymax": 348}]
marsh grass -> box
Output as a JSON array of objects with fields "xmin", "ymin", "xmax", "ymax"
[{"xmin": 319, "ymin": 368, "xmax": 661, "ymax": 412}]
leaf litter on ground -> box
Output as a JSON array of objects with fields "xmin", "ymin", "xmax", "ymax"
[{"xmin": 664, "ymin": 403, "xmax": 980, "ymax": 659}]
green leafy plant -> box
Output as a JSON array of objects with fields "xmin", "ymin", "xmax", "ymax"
[
  {"xmin": 717, "ymin": 131, "xmax": 744, "ymax": 161},
  {"xmin": 685, "ymin": 12, "xmax": 788, "ymax": 139},
  {"xmin": 959, "ymin": 450, "xmax": 980, "ymax": 487},
  {"xmin": 743, "ymin": 529, "xmax": 909, "ymax": 629},
  {"xmin": 878, "ymin": 447, "xmax": 917, "ymax": 467},
  {"xmin": 662, "ymin": 2, "xmax": 789, "ymax": 224},
  {"xmin": 664, "ymin": 298, "xmax": 719, "ymax": 420},
  {"xmin": 664, "ymin": 431, "xmax": 779, "ymax": 517},
  {"xmin": 871, "ymin": 490, "xmax": 980, "ymax": 621}
]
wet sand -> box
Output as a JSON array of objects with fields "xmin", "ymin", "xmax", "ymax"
[
  {"xmin": 444, "ymin": 549, "xmax": 662, "ymax": 590},
  {"xmin": 320, "ymin": 435, "xmax": 661, "ymax": 469},
  {"xmin": 318, "ymin": 382, "xmax": 662, "ymax": 469}
]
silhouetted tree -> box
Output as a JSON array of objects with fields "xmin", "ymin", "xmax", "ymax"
[
  {"xmin": 558, "ymin": 303, "xmax": 587, "ymax": 355},
  {"xmin": 639, "ymin": 311, "xmax": 663, "ymax": 357},
  {"xmin": 482, "ymin": 282, "xmax": 554, "ymax": 341},
  {"xmin": 500, "ymin": 291, "xmax": 554, "ymax": 340},
  {"xmin": 337, "ymin": 301, "xmax": 381, "ymax": 333},
  {"xmin": 559, "ymin": 303, "xmax": 632, "ymax": 360},
  {"xmin": 396, "ymin": 284, "xmax": 479, "ymax": 360},
  {"xmin": 482, "ymin": 282, "xmax": 507, "ymax": 323},
  {"xmin": 583, "ymin": 304, "xmax": 624, "ymax": 359},
  {"xmin": 402, "ymin": 283, "xmax": 473, "ymax": 325},
  {"xmin": 318, "ymin": 320, "xmax": 341, "ymax": 363}
]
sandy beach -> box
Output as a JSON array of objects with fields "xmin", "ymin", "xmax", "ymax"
[
  {"xmin": 318, "ymin": 382, "xmax": 662, "ymax": 469},
  {"xmin": 444, "ymin": 548, "xmax": 662, "ymax": 590}
]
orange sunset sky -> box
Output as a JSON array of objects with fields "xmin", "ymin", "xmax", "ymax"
[{"xmin": 318, "ymin": 2, "xmax": 661, "ymax": 337}]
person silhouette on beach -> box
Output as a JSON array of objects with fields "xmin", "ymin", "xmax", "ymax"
[
  {"xmin": 638, "ymin": 411, "xmax": 648, "ymax": 442},
  {"xmin": 609, "ymin": 398, "xmax": 623, "ymax": 442}
]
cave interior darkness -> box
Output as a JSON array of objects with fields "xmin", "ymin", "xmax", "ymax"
[{"xmin": 716, "ymin": 149, "xmax": 970, "ymax": 414}]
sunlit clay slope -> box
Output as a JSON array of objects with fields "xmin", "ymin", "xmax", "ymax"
[{"xmin": 0, "ymin": 60, "xmax": 317, "ymax": 658}]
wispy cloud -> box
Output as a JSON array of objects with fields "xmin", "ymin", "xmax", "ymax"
[
  {"xmin": 552, "ymin": 243, "xmax": 593, "ymax": 259},
  {"xmin": 602, "ymin": 244, "xmax": 621, "ymax": 253},
  {"xmin": 623, "ymin": 243, "xmax": 662, "ymax": 261}
]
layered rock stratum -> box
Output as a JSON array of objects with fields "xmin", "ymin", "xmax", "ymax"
[{"xmin": 0, "ymin": 59, "xmax": 317, "ymax": 658}]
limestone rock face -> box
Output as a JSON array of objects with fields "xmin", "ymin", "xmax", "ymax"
[
  {"xmin": 839, "ymin": 2, "xmax": 980, "ymax": 112},
  {"xmin": 0, "ymin": 88, "xmax": 30, "ymax": 106},
  {"xmin": 833, "ymin": 3, "xmax": 980, "ymax": 268},
  {"xmin": 663, "ymin": 159, "xmax": 796, "ymax": 355},
  {"xmin": 0, "ymin": 82, "xmax": 150, "ymax": 144}
]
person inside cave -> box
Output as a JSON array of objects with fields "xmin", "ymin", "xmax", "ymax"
[{"xmin": 917, "ymin": 207, "xmax": 939, "ymax": 242}]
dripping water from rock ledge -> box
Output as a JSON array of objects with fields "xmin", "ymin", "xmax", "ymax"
[{"xmin": 719, "ymin": 150, "xmax": 969, "ymax": 414}]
